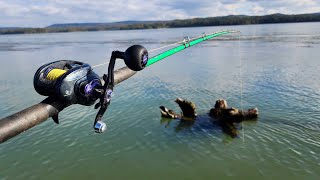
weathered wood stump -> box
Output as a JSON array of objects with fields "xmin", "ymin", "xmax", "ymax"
[
  {"xmin": 209, "ymin": 99, "xmax": 258, "ymax": 137},
  {"xmin": 160, "ymin": 98, "xmax": 197, "ymax": 121},
  {"xmin": 160, "ymin": 98, "xmax": 258, "ymax": 138},
  {"xmin": 209, "ymin": 99, "xmax": 258, "ymax": 123}
]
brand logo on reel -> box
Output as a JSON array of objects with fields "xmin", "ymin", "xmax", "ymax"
[{"xmin": 142, "ymin": 53, "xmax": 148, "ymax": 66}]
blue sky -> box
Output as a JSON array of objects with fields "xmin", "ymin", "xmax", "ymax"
[{"xmin": 1, "ymin": 0, "xmax": 320, "ymax": 27}]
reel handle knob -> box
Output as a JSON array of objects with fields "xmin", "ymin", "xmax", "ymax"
[
  {"xmin": 124, "ymin": 45, "xmax": 148, "ymax": 71},
  {"xmin": 94, "ymin": 121, "xmax": 107, "ymax": 133}
]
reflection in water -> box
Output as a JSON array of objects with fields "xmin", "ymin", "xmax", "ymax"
[{"xmin": 174, "ymin": 120, "xmax": 195, "ymax": 132}]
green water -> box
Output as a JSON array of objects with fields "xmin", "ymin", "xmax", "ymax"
[{"xmin": 0, "ymin": 23, "xmax": 319, "ymax": 179}]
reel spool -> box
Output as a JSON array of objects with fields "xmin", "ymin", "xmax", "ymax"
[{"xmin": 33, "ymin": 60, "xmax": 101, "ymax": 106}]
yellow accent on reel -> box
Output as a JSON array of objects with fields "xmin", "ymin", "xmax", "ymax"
[{"xmin": 46, "ymin": 69, "xmax": 67, "ymax": 81}]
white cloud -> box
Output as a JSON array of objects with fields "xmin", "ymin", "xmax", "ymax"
[
  {"xmin": 0, "ymin": 1, "xmax": 29, "ymax": 16},
  {"xmin": 251, "ymin": 6, "xmax": 265, "ymax": 15},
  {"xmin": 29, "ymin": 5, "xmax": 66, "ymax": 15},
  {"xmin": 0, "ymin": 0, "xmax": 319, "ymax": 27}
]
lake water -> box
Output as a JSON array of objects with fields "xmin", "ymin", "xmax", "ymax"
[{"xmin": 0, "ymin": 23, "xmax": 319, "ymax": 179}]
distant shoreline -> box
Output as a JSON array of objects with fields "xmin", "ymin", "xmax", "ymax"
[{"xmin": 1, "ymin": 13, "xmax": 320, "ymax": 35}]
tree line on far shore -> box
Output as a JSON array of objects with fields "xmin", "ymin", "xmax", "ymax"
[{"xmin": 1, "ymin": 13, "xmax": 320, "ymax": 35}]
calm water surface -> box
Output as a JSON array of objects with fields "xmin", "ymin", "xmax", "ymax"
[{"xmin": 0, "ymin": 23, "xmax": 319, "ymax": 179}]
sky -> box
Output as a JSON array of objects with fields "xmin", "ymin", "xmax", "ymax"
[{"xmin": 1, "ymin": 0, "xmax": 320, "ymax": 27}]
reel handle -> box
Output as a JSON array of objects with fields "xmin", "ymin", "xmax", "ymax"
[{"xmin": 92, "ymin": 45, "xmax": 148, "ymax": 133}]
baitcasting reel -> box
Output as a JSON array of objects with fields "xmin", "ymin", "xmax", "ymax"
[{"xmin": 34, "ymin": 45, "xmax": 148, "ymax": 133}]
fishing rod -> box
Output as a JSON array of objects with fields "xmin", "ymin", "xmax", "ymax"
[{"xmin": 0, "ymin": 30, "xmax": 238, "ymax": 143}]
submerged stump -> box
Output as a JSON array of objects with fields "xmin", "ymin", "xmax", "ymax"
[
  {"xmin": 160, "ymin": 98, "xmax": 258, "ymax": 138},
  {"xmin": 160, "ymin": 98, "xmax": 197, "ymax": 121},
  {"xmin": 209, "ymin": 99, "xmax": 258, "ymax": 123},
  {"xmin": 209, "ymin": 99, "xmax": 258, "ymax": 137}
]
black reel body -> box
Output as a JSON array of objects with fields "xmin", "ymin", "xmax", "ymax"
[
  {"xmin": 34, "ymin": 60, "xmax": 101, "ymax": 106},
  {"xmin": 33, "ymin": 45, "xmax": 148, "ymax": 133}
]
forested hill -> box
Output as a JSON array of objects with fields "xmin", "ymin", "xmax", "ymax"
[
  {"xmin": 1, "ymin": 13, "xmax": 320, "ymax": 35},
  {"xmin": 47, "ymin": 21, "xmax": 157, "ymax": 28}
]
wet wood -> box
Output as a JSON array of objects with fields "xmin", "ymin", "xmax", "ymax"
[
  {"xmin": 209, "ymin": 99, "xmax": 258, "ymax": 123},
  {"xmin": 160, "ymin": 98, "xmax": 258, "ymax": 138},
  {"xmin": 160, "ymin": 98, "xmax": 197, "ymax": 121}
]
